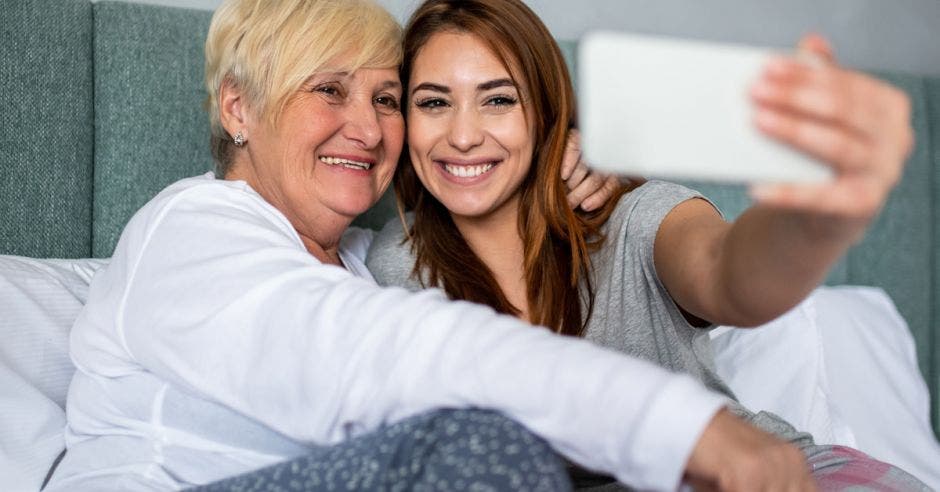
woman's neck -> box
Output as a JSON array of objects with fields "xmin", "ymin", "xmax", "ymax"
[
  {"xmin": 224, "ymin": 163, "xmax": 349, "ymax": 268},
  {"xmin": 451, "ymin": 198, "xmax": 529, "ymax": 321}
]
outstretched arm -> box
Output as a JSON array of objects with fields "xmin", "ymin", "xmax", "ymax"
[{"xmin": 654, "ymin": 35, "xmax": 913, "ymax": 327}]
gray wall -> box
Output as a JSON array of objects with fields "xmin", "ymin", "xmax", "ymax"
[{"xmin": 114, "ymin": 0, "xmax": 940, "ymax": 76}]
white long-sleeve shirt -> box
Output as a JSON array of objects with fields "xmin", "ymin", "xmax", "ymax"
[{"xmin": 48, "ymin": 173, "xmax": 727, "ymax": 491}]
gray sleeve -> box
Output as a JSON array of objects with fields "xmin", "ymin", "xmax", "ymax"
[
  {"xmin": 365, "ymin": 217, "xmax": 425, "ymax": 292},
  {"xmin": 584, "ymin": 180, "xmax": 718, "ymax": 357},
  {"xmin": 609, "ymin": 180, "xmax": 717, "ymax": 272}
]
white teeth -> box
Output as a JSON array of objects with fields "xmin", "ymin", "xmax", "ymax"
[
  {"xmin": 320, "ymin": 156, "xmax": 372, "ymax": 170},
  {"xmin": 443, "ymin": 163, "xmax": 494, "ymax": 178}
]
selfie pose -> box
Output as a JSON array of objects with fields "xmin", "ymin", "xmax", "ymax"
[
  {"xmin": 368, "ymin": 0, "xmax": 927, "ymax": 489},
  {"xmin": 40, "ymin": 0, "xmax": 838, "ymax": 490}
]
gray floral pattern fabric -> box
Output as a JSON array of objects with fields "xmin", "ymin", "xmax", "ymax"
[{"xmin": 189, "ymin": 409, "xmax": 572, "ymax": 492}]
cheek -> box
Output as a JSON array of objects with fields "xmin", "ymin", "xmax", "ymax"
[
  {"xmin": 381, "ymin": 116, "xmax": 406, "ymax": 158},
  {"xmin": 408, "ymin": 145, "xmax": 430, "ymax": 186},
  {"xmin": 493, "ymin": 114, "xmax": 534, "ymax": 162},
  {"xmin": 406, "ymin": 117, "xmax": 437, "ymax": 167}
]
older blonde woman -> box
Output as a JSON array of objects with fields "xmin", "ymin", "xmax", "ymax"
[{"xmin": 44, "ymin": 0, "xmax": 833, "ymax": 491}]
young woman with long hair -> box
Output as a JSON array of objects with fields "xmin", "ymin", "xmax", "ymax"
[{"xmin": 367, "ymin": 0, "xmax": 926, "ymax": 489}]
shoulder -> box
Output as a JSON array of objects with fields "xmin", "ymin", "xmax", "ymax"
[
  {"xmin": 135, "ymin": 173, "xmax": 280, "ymax": 223},
  {"xmin": 606, "ymin": 180, "xmax": 716, "ymax": 239},
  {"xmin": 610, "ymin": 181, "xmax": 705, "ymax": 222},
  {"xmin": 117, "ymin": 173, "xmax": 304, "ymax": 263}
]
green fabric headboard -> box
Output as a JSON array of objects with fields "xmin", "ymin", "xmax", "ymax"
[
  {"xmin": 92, "ymin": 2, "xmax": 214, "ymax": 258},
  {"xmin": 0, "ymin": 0, "xmax": 94, "ymax": 258}
]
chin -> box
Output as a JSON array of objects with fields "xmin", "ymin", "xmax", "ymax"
[
  {"xmin": 328, "ymin": 197, "xmax": 379, "ymax": 220},
  {"xmin": 440, "ymin": 200, "xmax": 496, "ymax": 220}
]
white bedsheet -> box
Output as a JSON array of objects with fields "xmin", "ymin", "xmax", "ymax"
[{"xmin": 712, "ymin": 286, "xmax": 940, "ymax": 489}]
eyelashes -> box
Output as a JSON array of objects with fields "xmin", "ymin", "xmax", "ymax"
[
  {"xmin": 412, "ymin": 94, "xmax": 519, "ymax": 112},
  {"xmin": 414, "ymin": 97, "xmax": 447, "ymax": 109},
  {"xmin": 485, "ymin": 95, "xmax": 518, "ymax": 107},
  {"xmin": 311, "ymin": 82, "xmax": 401, "ymax": 114},
  {"xmin": 373, "ymin": 95, "xmax": 401, "ymax": 114}
]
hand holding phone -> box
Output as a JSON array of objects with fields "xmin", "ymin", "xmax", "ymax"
[{"xmin": 579, "ymin": 32, "xmax": 912, "ymax": 225}]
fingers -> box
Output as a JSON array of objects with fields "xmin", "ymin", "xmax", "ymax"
[
  {"xmin": 562, "ymin": 128, "xmax": 625, "ymax": 212},
  {"xmin": 561, "ymin": 130, "xmax": 582, "ymax": 180},
  {"xmin": 577, "ymin": 175, "xmax": 622, "ymax": 211},
  {"xmin": 686, "ymin": 410, "xmax": 816, "ymax": 492},
  {"xmin": 566, "ymin": 170, "xmax": 604, "ymax": 209},
  {"xmin": 751, "ymin": 58, "xmax": 912, "ymax": 150},
  {"xmin": 752, "ymin": 106, "xmax": 874, "ymax": 175},
  {"xmin": 686, "ymin": 410, "xmax": 815, "ymax": 491},
  {"xmin": 749, "ymin": 177, "xmax": 887, "ymax": 220},
  {"xmin": 753, "ymin": 60, "xmax": 867, "ymax": 139},
  {"xmin": 746, "ymin": 42, "xmax": 913, "ymax": 224}
]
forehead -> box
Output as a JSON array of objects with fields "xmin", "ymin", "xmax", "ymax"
[
  {"xmin": 411, "ymin": 32, "xmax": 517, "ymax": 85},
  {"xmin": 308, "ymin": 65, "xmax": 401, "ymax": 87}
]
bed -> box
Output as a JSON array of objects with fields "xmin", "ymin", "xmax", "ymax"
[{"xmin": 2, "ymin": 0, "xmax": 938, "ymax": 489}]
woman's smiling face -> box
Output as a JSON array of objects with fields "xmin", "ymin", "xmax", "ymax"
[
  {"xmin": 406, "ymin": 31, "xmax": 535, "ymax": 223},
  {"xmin": 230, "ymin": 64, "xmax": 404, "ymax": 247}
]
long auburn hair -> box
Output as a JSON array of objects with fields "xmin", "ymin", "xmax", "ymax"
[{"xmin": 396, "ymin": 0, "xmax": 630, "ymax": 336}]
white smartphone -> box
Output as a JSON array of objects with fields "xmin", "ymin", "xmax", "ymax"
[{"xmin": 577, "ymin": 31, "xmax": 833, "ymax": 184}]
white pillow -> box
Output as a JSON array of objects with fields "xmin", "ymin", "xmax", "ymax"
[
  {"xmin": 711, "ymin": 286, "xmax": 940, "ymax": 489},
  {"xmin": 0, "ymin": 255, "xmax": 107, "ymax": 491}
]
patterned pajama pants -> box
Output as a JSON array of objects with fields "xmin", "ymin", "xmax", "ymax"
[
  {"xmin": 188, "ymin": 409, "xmax": 572, "ymax": 492},
  {"xmin": 188, "ymin": 410, "xmax": 930, "ymax": 491}
]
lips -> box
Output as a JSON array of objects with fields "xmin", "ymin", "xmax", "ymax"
[
  {"xmin": 319, "ymin": 155, "xmax": 374, "ymax": 170},
  {"xmin": 435, "ymin": 158, "xmax": 500, "ymax": 179}
]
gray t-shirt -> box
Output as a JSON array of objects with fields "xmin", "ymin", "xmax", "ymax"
[{"xmin": 366, "ymin": 180, "xmax": 812, "ymax": 447}]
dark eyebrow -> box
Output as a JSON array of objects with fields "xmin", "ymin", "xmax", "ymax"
[
  {"xmin": 411, "ymin": 79, "xmax": 516, "ymax": 95},
  {"xmin": 411, "ymin": 82, "xmax": 450, "ymax": 95},
  {"xmin": 478, "ymin": 78, "xmax": 515, "ymax": 91}
]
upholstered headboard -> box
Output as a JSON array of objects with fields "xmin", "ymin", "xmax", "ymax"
[{"xmin": 1, "ymin": 0, "xmax": 938, "ymax": 438}]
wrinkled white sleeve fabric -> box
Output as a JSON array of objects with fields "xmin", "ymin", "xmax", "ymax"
[{"xmin": 112, "ymin": 184, "xmax": 727, "ymax": 491}]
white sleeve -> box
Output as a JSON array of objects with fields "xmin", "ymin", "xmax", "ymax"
[{"xmin": 117, "ymin": 185, "xmax": 728, "ymax": 491}]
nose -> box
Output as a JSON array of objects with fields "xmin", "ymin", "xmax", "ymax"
[
  {"xmin": 343, "ymin": 100, "xmax": 382, "ymax": 149},
  {"xmin": 447, "ymin": 107, "xmax": 484, "ymax": 152}
]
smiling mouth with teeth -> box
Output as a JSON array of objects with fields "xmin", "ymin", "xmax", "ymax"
[
  {"xmin": 320, "ymin": 156, "xmax": 373, "ymax": 170},
  {"xmin": 441, "ymin": 162, "xmax": 496, "ymax": 178}
]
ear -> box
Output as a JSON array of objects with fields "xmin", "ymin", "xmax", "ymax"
[{"xmin": 219, "ymin": 78, "xmax": 250, "ymax": 138}]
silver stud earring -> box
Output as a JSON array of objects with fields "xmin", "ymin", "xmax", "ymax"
[{"xmin": 233, "ymin": 131, "xmax": 246, "ymax": 147}]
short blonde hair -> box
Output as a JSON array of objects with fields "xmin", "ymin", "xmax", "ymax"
[{"xmin": 205, "ymin": 0, "xmax": 402, "ymax": 174}]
